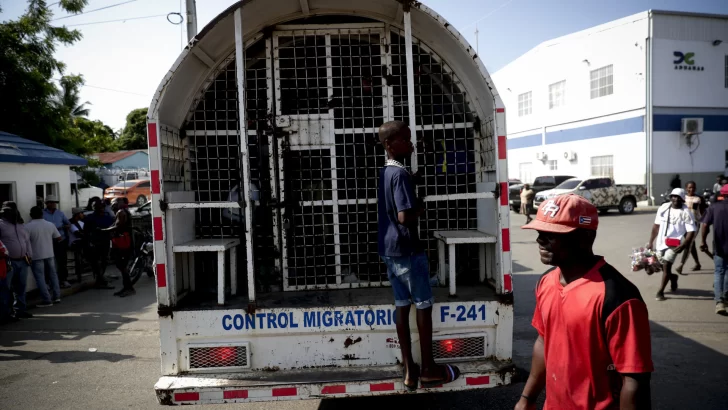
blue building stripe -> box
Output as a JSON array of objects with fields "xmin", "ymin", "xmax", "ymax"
[
  {"xmin": 653, "ymin": 114, "xmax": 728, "ymax": 132},
  {"xmin": 507, "ymin": 133, "xmax": 541, "ymax": 149},
  {"xmin": 545, "ymin": 116, "xmax": 644, "ymax": 145}
]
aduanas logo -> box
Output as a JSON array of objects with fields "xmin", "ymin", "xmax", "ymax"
[{"xmin": 673, "ymin": 51, "xmax": 704, "ymax": 71}]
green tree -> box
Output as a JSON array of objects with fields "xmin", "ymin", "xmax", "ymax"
[
  {"xmin": 118, "ymin": 107, "xmax": 149, "ymax": 150},
  {"xmin": 0, "ymin": 0, "xmax": 88, "ymax": 146},
  {"xmin": 56, "ymin": 74, "xmax": 91, "ymax": 120}
]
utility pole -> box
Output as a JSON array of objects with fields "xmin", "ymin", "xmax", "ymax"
[
  {"xmin": 475, "ymin": 24, "xmax": 479, "ymax": 55},
  {"xmin": 186, "ymin": 0, "xmax": 198, "ymax": 42}
]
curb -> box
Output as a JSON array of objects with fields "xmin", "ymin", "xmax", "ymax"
[{"xmin": 25, "ymin": 272, "xmax": 98, "ymax": 308}]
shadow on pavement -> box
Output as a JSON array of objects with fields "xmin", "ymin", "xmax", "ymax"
[
  {"xmin": 0, "ymin": 349, "xmax": 135, "ymax": 363},
  {"xmin": 0, "ymin": 312, "xmax": 138, "ymax": 348}
]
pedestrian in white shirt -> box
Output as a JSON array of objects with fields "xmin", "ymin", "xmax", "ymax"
[
  {"xmin": 25, "ymin": 206, "xmax": 62, "ymax": 307},
  {"xmin": 648, "ymin": 188, "xmax": 696, "ymax": 301}
]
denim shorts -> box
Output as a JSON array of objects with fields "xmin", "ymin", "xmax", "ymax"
[{"xmin": 381, "ymin": 253, "xmax": 434, "ymax": 310}]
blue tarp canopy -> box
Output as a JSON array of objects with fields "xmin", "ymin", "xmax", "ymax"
[{"xmin": 0, "ymin": 131, "xmax": 87, "ymax": 166}]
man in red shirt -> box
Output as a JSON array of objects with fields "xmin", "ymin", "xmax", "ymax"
[{"xmin": 515, "ymin": 194, "xmax": 653, "ymax": 410}]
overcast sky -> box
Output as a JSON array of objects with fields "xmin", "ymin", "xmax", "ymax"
[{"xmin": 2, "ymin": 0, "xmax": 726, "ymax": 131}]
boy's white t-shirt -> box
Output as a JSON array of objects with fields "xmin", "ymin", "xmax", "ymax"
[{"xmin": 654, "ymin": 203, "xmax": 696, "ymax": 251}]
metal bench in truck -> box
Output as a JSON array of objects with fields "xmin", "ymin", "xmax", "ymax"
[{"xmin": 146, "ymin": 0, "xmax": 514, "ymax": 405}]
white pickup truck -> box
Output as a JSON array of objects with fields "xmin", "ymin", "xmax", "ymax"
[{"xmin": 534, "ymin": 177, "xmax": 647, "ymax": 214}]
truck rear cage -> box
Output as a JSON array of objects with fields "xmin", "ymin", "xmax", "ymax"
[{"xmin": 165, "ymin": 23, "xmax": 498, "ymax": 298}]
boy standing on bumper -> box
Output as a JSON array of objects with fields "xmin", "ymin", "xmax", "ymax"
[{"xmin": 377, "ymin": 120, "xmax": 460, "ymax": 391}]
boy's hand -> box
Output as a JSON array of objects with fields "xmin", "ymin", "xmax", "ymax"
[{"xmin": 514, "ymin": 398, "xmax": 536, "ymax": 410}]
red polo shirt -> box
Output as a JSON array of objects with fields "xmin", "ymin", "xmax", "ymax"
[{"xmin": 532, "ymin": 258, "xmax": 653, "ymax": 409}]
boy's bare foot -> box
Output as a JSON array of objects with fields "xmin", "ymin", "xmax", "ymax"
[
  {"xmin": 402, "ymin": 363, "xmax": 419, "ymax": 391},
  {"xmin": 420, "ymin": 363, "xmax": 460, "ymax": 388}
]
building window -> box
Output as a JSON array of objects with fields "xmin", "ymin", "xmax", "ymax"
[
  {"xmin": 590, "ymin": 155, "xmax": 614, "ymax": 179},
  {"xmin": 36, "ymin": 182, "xmax": 59, "ymax": 205},
  {"xmin": 549, "ymin": 80, "xmax": 566, "ymax": 109},
  {"xmin": 0, "ymin": 183, "xmax": 15, "ymax": 205},
  {"xmin": 519, "ymin": 162, "xmax": 533, "ymax": 184},
  {"xmin": 590, "ymin": 65, "xmax": 613, "ymax": 99},
  {"xmin": 546, "ymin": 160, "xmax": 558, "ymax": 171},
  {"xmin": 518, "ymin": 91, "xmax": 532, "ymax": 117}
]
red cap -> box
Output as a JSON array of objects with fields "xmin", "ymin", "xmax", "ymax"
[
  {"xmin": 522, "ymin": 194, "xmax": 599, "ymax": 233},
  {"xmin": 721, "ymin": 184, "xmax": 728, "ymax": 195}
]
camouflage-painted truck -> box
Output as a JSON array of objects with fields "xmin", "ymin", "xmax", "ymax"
[{"xmin": 534, "ymin": 177, "xmax": 648, "ymax": 214}]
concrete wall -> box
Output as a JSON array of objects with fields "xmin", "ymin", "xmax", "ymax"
[
  {"xmin": 0, "ymin": 162, "xmax": 74, "ymax": 218},
  {"xmin": 493, "ymin": 13, "xmax": 648, "ymax": 137}
]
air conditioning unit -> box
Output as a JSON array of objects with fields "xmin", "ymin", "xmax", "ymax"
[
  {"xmin": 681, "ymin": 118, "xmax": 703, "ymax": 135},
  {"xmin": 536, "ymin": 152, "xmax": 547, "ymax": 161},
  {"xmin": 563, "ymin": 151, "xmax": 577, "ymax": 161}
]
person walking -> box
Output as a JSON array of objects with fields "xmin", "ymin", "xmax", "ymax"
[
  {"xmin": 0, "ymin": 238, "xmax": 15, "ymax": 324},
  {"xmin": 0, "ymin": 206, "xmax": 33, "ymax": 319},
  {"xmin": 670, "ymin": 174, "xmax": 682, "ymax": 190},
  {"xmin": 713, "ymin": 175, "xmax": 724, "ymax": 195},
  {"xmin": 675, "ymin": 181, "xmax": 703, "ymax": 274},
  {"xmin": 43, "ymin": 196, "xmax": 71, "ymax": 289},
  {"xmin": 520, "ymin": 183, "xmax": 535, "ymax": 224},
  {"xmin": 648, "ymin": 188, "xmax": 696, "ymax": 301},
  {"xmin": 516, "ymin": 194, "xmax": 653, "ymax": 410},
  {"xmin": 106, "ymin": 198, "xmax": 135, "ymax": 297},
  {"xmin": 701, "ymin": 184, "xmax": 728, "ymax": 315},
  {"xmin": 25, "ymin": 206, "xmax": 63, "ymax": 307},
  {"xmin": 84, "ymin": 200, "xmax": 115, "ymax": 290}
]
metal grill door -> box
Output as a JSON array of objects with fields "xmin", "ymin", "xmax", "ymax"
[{"xmin": 273, "ymin": 26, "xmax": 388, "ymax": 290}]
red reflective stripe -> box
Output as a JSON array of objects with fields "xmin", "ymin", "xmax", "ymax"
[
  {"xmin": 321, "ymin": 385, "xmax": 346, "ymax": 394},
  {"xmin": 223, "ymin": 390, "xmax": 248, "ymax": 399},
  {"xmin": 147, "ymin": 123, "xmax": 158, "ymax": 147},
  {"xmin": 174, "ymin": 392, "xmax": 199, "ymax": 402},
  {"xmin": 369, "ymin": 383, "xmax": 395, "ymax": 392},
  {"xmin": 496, "ymin": 108, "xmax": 505, "ymax": 113},
  {"xmin": 466, "ymin": 376, "xmax": 491, "ymax": 386},
  {"xmin": 272, "ymin": 387, "xmax": 297, "ymax": 397},
  {"xmin": 153, "ymin": 217, "xmax": 163, "ymax": 241},
  {"xmin": 500, "ymin": 183, "xmax": 508, "ymax": 206},
  {"xmin": 501, "ymin": 228, "xmax": 511, "ymax": 252},
  {"xmin": 497, "ymin": 135, "xmax": 507, "ymax": 160},
  {"xmin": 504, "ymin": 274, "xmax": 513, "ymax": 292},
  {"xmin": 151, "ymin": 170, "xmax": 160, "ymax": 194},
  {"xmin": 156, "ymin": 264, "xmax": 166, "ymax": 288}
]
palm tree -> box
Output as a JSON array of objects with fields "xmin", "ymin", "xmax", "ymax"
[{"xmin": 56, "ymin": 75, "xmax": 91, "ymax": 121}]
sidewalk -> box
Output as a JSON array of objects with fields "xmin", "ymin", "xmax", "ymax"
[{"xmin": 24, "ymin": 264, "xmax": 124, "ymax": 308}]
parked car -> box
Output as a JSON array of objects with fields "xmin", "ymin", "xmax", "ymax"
[
  {"xmin": 509, "ymin": 175, "xmax": 576, "ymax": 213},
  {"xmin": 534, "ymin": 177, "xmax": 647, "ymax": 214},
  {"xmin": 103, "ymin": 179, "xmax": 151, "ymax": 207}
]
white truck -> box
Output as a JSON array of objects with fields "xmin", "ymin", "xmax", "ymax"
[{"xmin": 147, "ymin": 0, "xmax": 514, "ymax": 404}]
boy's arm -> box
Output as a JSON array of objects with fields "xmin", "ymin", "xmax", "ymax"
[{"xmin": 392, "ymin": 172, "xmax": 420, "ymax": 227}]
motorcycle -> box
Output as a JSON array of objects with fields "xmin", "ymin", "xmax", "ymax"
[
  {"xmin": 127, "ymin": 228, "xmax": 154, "ymax": 285},
  {"xmin": 660, "ymin": 190, "xmax": 671, "ymax": 204}
]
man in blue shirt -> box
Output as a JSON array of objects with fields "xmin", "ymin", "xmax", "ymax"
[
  {"xmin": 377, "ymin": 121, "xmax": 460, "ymax": 391},
  {"xmin": 84, "ymin": 200, "xmax": 116, "ymax": 290},
  {"xmin": 43, "ymin": 196, "xmax": 71, "ymax": 288},
  {"xmin": 701, "ymin": 184, "xmax": 728, "ymax": 315}
]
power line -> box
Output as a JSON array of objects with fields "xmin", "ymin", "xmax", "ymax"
[
  {"xmin": 83, "ymin": 84, "xmax": 148, "ymax": 97},
  {"xmin": 52, "ymin": 0, "xmax": 139, "ymax": 21},
  {"xmin": 63, "ymin": 13, "xmax": 169, "ymax": 27},
  {"xmin": 462, "ymin": 0, "xmax": 516, "ymax": 30}
]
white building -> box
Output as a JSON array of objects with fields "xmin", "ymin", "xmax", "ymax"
[
  {"xmin": 0, "ymin": 131, "xmax": 88, "ymax": 219},
  {"xmin": 492, "ymin": 10, "xmax": 728, "ymax": 200}
]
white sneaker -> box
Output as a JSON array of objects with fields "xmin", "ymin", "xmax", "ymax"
[
  {"xmin": 37, "ymin": 302, "xmax": 53, "ymax": 308},
  {"xmin": 716, "ymin": 302, "xmax": 727, "ymax": 315}
]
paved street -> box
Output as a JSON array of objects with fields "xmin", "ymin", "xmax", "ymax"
[{"xmin": 1, "ymin": 210, "xmax": 727, "ymax": 409}]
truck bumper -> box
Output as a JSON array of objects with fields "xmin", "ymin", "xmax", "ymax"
[{"xmin": 155, "ymin": 360, "xmax": 515, "ymax": 404}]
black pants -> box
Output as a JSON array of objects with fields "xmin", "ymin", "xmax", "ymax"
[
  {"xmin": 54, "ymin": 240, "xmax": 69, "ymax": 282},
  {"xmin": 89, "ymin": 243, "xmax": 110, "ymax": 285},
  {"xmin": 113, "ymin": 248, "xmax": 133, "ymax": 290}
]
